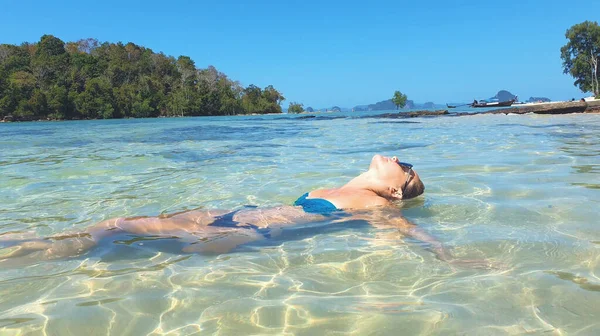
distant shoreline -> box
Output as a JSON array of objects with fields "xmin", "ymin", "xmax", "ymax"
[
  {"xmin": 469, "ymin": 99, "xmax": 600, "ymax": 116},
  {"xmin": 2, "ymin": 100, "xmax": 599, "ymax": 124},
  {"xmin": 363, "ymin": 100, "xmax": 600, "ymax": 120},
  {"xmin": 0, "ymin": 112, "xmax": 286, "ymax": 123}
]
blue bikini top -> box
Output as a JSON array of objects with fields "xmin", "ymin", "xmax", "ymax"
[{"xmin": 294, "ymin": 193, "xmax": 339, "ymax": 214}]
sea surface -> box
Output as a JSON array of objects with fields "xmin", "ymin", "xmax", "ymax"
[{"xmin": 0, "ymin": 110, "xmax": 599, "ymax": 335}]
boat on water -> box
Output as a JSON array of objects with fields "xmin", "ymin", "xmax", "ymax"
[{"xmin": 471, "ymin": 99, "xmax": 515, "ymax": 108}]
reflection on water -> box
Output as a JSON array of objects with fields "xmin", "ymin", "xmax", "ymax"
[{"xmin": 0, "ymin": 113, "xmax": 599, "ymax": 335}]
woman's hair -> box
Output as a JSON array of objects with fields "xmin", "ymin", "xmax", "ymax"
[{"xmin": 403, "ymin": 178, "xmax": 425, "ymax": 200}]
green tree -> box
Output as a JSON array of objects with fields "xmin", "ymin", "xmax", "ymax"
[
  {"xmin": 217, "ymin": 76, "xmax": 243, "ymax": 115},
  {"xmin": 47, "ymin": 85, "xmax": 70, "ymax": 119},
  {"xmin": 28, "ymin": 89, "xmax": 48, "ymax": 117},
  {"xmin": 75, "ymin": 77, "xmax": 114, "ymax": 119},
  {"xmin": 392, "ymin": 91, "xmax": 408, "ymax": 109},
  {"xmin": 260, "ymin": 85, "xmax": 285, "ymax": 114},
  {"xmin": 0, "ymin": 44, "xmax": 31, "ymax": 73},
  {"xmin": 0, "ymin": 35, "xmax": 286, "ymax": 120},
  {"xmin": 288, "ymin": 102, "xmax": 304, "ymax": 114},
  {"xmin": 560, "ymin": 21, "xmax": 600, "ymax": 96},
  {"xmin": 241, "ymin": 84, "xmax": 262, "ymax": 114},
  {"xmin": 3, "ymin": 71, "xmax": 36, "ymax": 117},
  {"xmin": 31, "ymin": 35, "xmax": 70, "ymax": 89}
]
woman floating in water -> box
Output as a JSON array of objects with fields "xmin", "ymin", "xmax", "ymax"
[{"xmin": 1, "ymin": 154, "xmax": 470, "ymax": 265}]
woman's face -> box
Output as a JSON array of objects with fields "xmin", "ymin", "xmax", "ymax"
[{"xmin": 368, "ymin": 154, "xmax": 420, "ymax": 194}]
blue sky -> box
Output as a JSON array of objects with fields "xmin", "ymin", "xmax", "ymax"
[{"xmin": 1, "ymin": 0, "xmax": 597, "ymax": 107}]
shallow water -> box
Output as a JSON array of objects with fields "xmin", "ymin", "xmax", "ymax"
[{"xmin": 0, "ymin": 112, "xmax": 599, "ymax": 335}]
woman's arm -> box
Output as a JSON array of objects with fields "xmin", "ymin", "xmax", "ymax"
[
  {"xmin": 366, "ymin": 209, "xmax": 494, "ymax": 268},
  {"xmin": 388, "ymin": 216, "xmax": 451, "ymax": 261},
  {"xmin": 352, "ymin": 208, "xmax": 452, "ymax": 261}
]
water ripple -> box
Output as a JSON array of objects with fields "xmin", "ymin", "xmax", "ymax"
[{"xmin": 1, "ymin": 114, "xmax": 600, "ymax": 334}]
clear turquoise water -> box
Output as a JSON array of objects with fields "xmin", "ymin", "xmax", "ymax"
[{"xmin": 1, "ymin": 112, "xmax": 599, "ymax": 335}]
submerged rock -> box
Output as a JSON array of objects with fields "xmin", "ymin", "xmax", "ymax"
[{"xmin": 365, "ymin": 110, "xmax": 449, "ymax": 119}]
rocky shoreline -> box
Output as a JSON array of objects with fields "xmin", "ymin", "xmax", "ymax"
[
  {"xmin": 366, "ymin": 100, "xmax": 600, "ymax": 119},
  {"xmin": 459, "ymin": 100, "xmax": 600, "ymax": 116}
]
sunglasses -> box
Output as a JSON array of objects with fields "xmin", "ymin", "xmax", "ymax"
[{"xmin": 396, "ymin": 161, "xmax": 414, "ymax": 194}]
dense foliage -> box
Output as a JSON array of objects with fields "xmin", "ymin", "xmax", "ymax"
[
  {"xmin": 560, "ymin": 21, "xmax": 600, "ymax": 96},
  {"xmin": 287, "ymin": 102, "xmax": 304, "ymax": 114},
  {"xmin": 0, "ymin": 35, "xmax": 285, "ymax": 120},
  {"xmin": 391, "ymin": 91, "xmax": 408, "ymax": 109}
]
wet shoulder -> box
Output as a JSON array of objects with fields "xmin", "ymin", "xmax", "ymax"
[
  {"xmin": 306, "ymin": 188, "xmax": 334, "ymax": 199},
  {"xmin": 308, "ymin": 188, "xmax": 389, "ymax": 210}
]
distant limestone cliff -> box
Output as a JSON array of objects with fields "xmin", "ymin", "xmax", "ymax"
[
  {"xmin": 348, "ymin": 91, "xmax": 551, "ymax": 113},
  {"xmin": 488, "ymin": 91, "xmax": 550, "ymax": 103},
  {"xmin": 356, "ymin": 100, "xmax": 396, "ymax": 111},
  {"xmin": 489, "ymin": 90, "xmax": 518, "ymax": 102},
  {"xmin": 353, "ymin": 99, "xmax": 440, "ymax": 111}
]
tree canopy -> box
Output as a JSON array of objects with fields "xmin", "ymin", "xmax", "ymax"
[
  {"xmin": 0, "ymin": 35, "xmax": 286, "ymax": 120},
  {"xmin": 287, "ymin": 102, "xmax": 304, "ymax": 114},
  {"xmin": 560, "ymin": 21, "xmax": 600, "ymax": 96},
  {"xmin": 391, "ymin": 91, "xmax": 408, "ymax": 109}
]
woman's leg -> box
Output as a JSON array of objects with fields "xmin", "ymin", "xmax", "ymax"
[
  {"xmin": 0, "ymin": 206, "xmax": 325, "ymax": 263},
  {"xmin": 0, "ymin": 209, "xmax": 232, "ymax": 262}
]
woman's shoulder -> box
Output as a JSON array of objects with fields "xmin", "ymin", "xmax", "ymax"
[
  {"xmin": 310, "ymin": 188, "xmax": 389, "ymax": 210},
  {"xmin": 306, "ymin": 188, "xmax": 334, "ymax": 199}
]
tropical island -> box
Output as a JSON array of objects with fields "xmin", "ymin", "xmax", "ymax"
[
  {"xmin": 0, "ymin": 35, "xmax": 286, "ymax": 121},
  {"xmin": 1, "ymin": 21, "xmax": 599, "ymax": 122}
]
